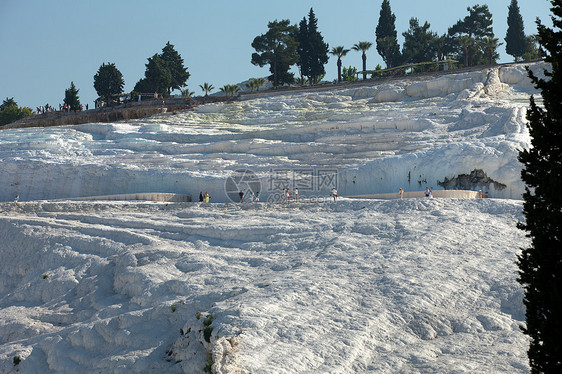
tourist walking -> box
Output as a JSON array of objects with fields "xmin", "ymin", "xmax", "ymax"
[{"xmin": 331, "ymin": 187, "xmax": 338, "ymax": 202}]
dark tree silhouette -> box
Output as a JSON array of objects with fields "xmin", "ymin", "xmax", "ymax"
[
  {"xmin": 505, "ymin": 0, "xmax": 527, "ymax": 61},
  {"xmin": 517, "ymin": 1, "xmax": 562, "ymax": 372},
  {"xmin": 375, "ymin": 0, "xmax": 401, "ymax": 68}
]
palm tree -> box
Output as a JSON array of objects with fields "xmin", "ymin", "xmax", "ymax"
[
  {"xmin": 199, "ymin": 82, "xmax": 214, "ymax": 97},
  {"xmin": 220, "ymin": 84, "xmax": 241, "ymax": 98},
  {"xmin": 295, "ymin": 77, "xmax": 308, "ymax": 86},
  {"xmin": 458, "ymin": 36, "xmax": 474, "ymax": 67},
  {"xmin": 330, "ymin": 46, "xmax": 350, "ymax": 83},
  {"xmin": 220, "ymin": 85, "xmax": 230, "ymax": 97},
  {"xmin": 231, "ymin": 84, "xmax": 241, "ymax": 97},
  {"xmin": 180, "ymin": 87, "xmax": 195, "ymax": 98},
  {"xmin": 253, "ymin": 78, "xmax": 266, "ymax": 92},
  {"xmin": 245, "ymin": 78, "xmax": 267, "ymax": 92},
  {"xmin": 481, "ymin": 36, "xmax": 502, "ymax": 65},
  {"xmin": 244, "ymin": 80, "xmax": 256, "ymax": 92},
  {"xmin": 352, "ymin": 41, "xmax": 373, "ymax": 80},
  {"xmin": 432, "ymin": 34, "xmax": 447, "ymax": 62}
]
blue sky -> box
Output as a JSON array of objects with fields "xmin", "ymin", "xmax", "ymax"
[{"xmin": 0, "ymin": 0, "xmax": 552, "ymax": 109}]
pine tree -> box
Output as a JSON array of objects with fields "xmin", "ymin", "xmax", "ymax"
[
  {"xmin": 517, "ymin": 1, "xmax": 562, "ymax": 372},
  {"xmin": 402, "ymin": 18, "xmax": 437, "ymax": 64},
  {"xmin": 64, "ymin": 81, "xmax": 81, "ymax": 111},
  {"xmin": 0, "ymin": 98, "xmax": 33, "ymax": 126},
  {"xmin": 375, "ymin": 0, "xmax": 401, "ymax": 68},
  {"xmin": 0, "ymin": 97, "xmax": 17, "ymax": 110},
  {"xmin": 505, "ymin": 0, "xmax": 527, "ymax": 61},
  {"xmin": 448, "ymin": 5, "xmax": 495, "ymax": 67},
  {"xmin": 251, "ymin": 20, "xmax": 299, "ymax": 87}
]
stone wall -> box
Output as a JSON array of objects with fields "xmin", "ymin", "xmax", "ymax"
[
  {"xmin": 63, "ymin": 193, "xmax": 192, "ymax": 202},
  {"xmin": 1, "ymin": 100, "xmax": 192, "ymax": 129},
  {"xmin": 347, "ymin": 189, "xmax": 480, "ymax": 199}
]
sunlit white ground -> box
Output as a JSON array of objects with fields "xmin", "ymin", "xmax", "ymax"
[{"xmin": 0, "ymin": 198, "xmax": 528, "ymax": 373}]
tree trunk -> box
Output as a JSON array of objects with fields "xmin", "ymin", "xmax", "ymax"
[
  {"xmin": 273, "ymin": 52, "xmax": 278, "ymax": 87},
  {"xmin": 385, "ymin": 49, "xmax": 391, "ymax": 69},
  {"xmin": 337, "ymin": 58, "xmax": 342, "ymax": 83},
  {"xmin": 362, "ymin": 53, "xmax": 367, "ymax": 80}
]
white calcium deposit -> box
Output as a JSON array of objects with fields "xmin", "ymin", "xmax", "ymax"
[
  {"xmin": 0, "ymin": 62, "xmax": 544, "ymax": 373},
  {"xmin": 0, "ymin": 63, "xmax": 547, "ymax": 203}
]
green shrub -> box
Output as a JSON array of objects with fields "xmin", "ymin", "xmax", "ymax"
[
  {"xmin": 204, "ymin": 358, "xmax": 214, "ymax": 373},
  {"xmin": 203, "ymin": 314, "xmax": 214, "ymax": 343},
  {"xmin": 342, "ymin": 66, "xmax": 358, "ymax": 81}
]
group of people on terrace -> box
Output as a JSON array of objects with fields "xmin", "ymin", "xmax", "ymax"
[
  {"xmin": 37, "ymin": 103, "xmax": 88, "ymax": 114},
  {"xmin": 282, "ymin": 187, "xmax": 299, "ymax": 203},
  {"xmin": 199, "ymin": 191, "xmax": 210, "ymax": 203}
]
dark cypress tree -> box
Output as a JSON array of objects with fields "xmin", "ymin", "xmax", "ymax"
[
  {"xmin": 94, "ymin": 62, "xmax": 124, "ymax": 106},
  {"xmin": 375, "ymin": 0, "xmax": 401, "ymax": 68},
  {"xmin": 305, "ymin": 8, "xmax": 329, "ymax": 84},
  {"xmin": 144, "ymin": 54, "xmax": 172, "ymax": 96},
  {"xmin": 517, "ymin": 1, "xmax": 562, "ymax": 372},
  {"xmin": 296, "ymin": 17, "xmax": 310, "ymax": 83},
  {"xmin": 64, "ymin": 81, "xmax": 81, "ymax": 111},
  {"xmin": 505, "ymin": 0, "xmax": 527, "ymax": 61},
  {"xmin": 160, "ymin": 42, "xmax": 190, "ymax": 95}
]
